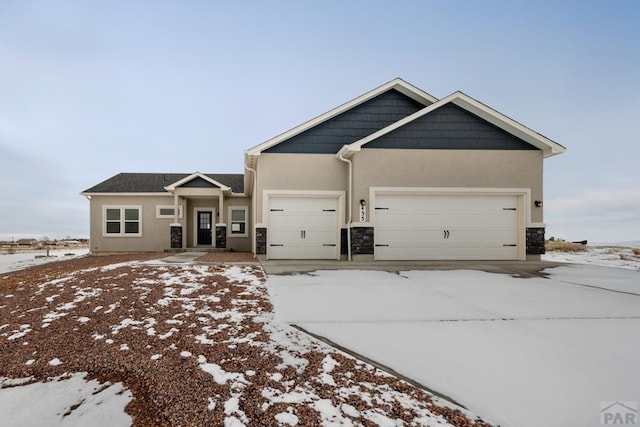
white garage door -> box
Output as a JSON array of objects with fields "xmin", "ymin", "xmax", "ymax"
[
  {"xmin": 268, "ymin": 196, "xmax": 339, "ymax": 260},
  {"xmin": 375, "ymin": 194, "xmax": 520, "ymax": 260}
]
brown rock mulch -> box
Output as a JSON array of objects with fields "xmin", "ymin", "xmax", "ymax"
[{"xmin": 0, "ymin": 255, "xmax": 493, "ymax": 426}]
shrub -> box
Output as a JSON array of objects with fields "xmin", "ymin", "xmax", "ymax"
[{"xmin": 545, "ymin": 241, "xmax": 588, "ymax": 252}]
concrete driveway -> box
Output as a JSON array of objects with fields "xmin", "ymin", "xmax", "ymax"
[{"xmin": 267, "ymin": 264, "xmax": 640, "ymax": 427}]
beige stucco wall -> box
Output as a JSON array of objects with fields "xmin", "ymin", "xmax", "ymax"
[
  {"xmin": 90, "ymin": 194, "xmax": 252, "ymax": 252},
  {"xmin": 254, "ymin": 153, "xmax": 348, "ymax": 224},
  {"xmin": 89, "ymin": 195, "xmax": 179, "ymax": 252},
  {"xmin": 183, "ymin": 197, "xmax": 253, "ymax": 251},
  {"xmin": 352, "ymin": 149, "xmax": 544, "ymax": 223},
  {"xmin": 225, "ymin": 196, "xmax": 252, "ymax": 252},
  {"xmin": 253, "ymin": 149, "xmax": 544, "ymax": 228}
]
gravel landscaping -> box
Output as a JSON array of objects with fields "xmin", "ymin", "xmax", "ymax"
[{"xmin": 0, "ymin": 255, "xmax": 490, "ymax": 426}]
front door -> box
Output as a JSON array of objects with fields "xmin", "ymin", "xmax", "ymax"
[{"xmin": 197, "ymin": 211, "xmax": 213, "ymax": 245}]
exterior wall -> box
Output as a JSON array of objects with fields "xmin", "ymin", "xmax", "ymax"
[
  {"xmin": 254, "ymin": 153, "xmax": 348, "ymax": 225},
  {"xmin": 90, "ymin": 194, "xmax": 252, "ymax": 253},
  {"xmin": 225, "ymin": 196, "xmax": 252, "ymax": 252},
  {"xmin": 89, "ymin": 195, "xmax": 179, "ymax": 252},
  {"xmin": 352, "ymin": 149, "xmax": 544, "ymax": 224}
]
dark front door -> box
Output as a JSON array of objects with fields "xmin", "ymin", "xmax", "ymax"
[{"xmin": 197, "ymin": 211, "xmax": 212, "ymax": 245}]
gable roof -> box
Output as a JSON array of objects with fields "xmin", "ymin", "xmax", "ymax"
[
  {"xmin": 245, "ymin": 78, "xmax": 438, "ymax": 161},
  {"xmin": 164, "ymin": 172, "xmax": 231, "ymax": 191},
  {"xmin": 341, "ymin": 91, "xmax": 565, "ymax": 158},
  {"xmin": 82, "ymin": 173, "xmax": 244, "ymax": 194}
]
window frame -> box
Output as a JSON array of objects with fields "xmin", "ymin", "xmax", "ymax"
[
  {"xmin": 102, "ymin": 205, "xmax": 142, "ymax": 237},
  {"xmin": 156, "ymin": 205, "xmax": 184, "ymax": 219},
  {"xmin": 227, "ymin": 206, "xmax": 248, "ymax": 237}
]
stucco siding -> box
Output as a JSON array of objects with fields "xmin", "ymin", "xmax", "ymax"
[
  {"xmin": 255, "ymin": 153, "xmax": 348, "ymax": 224},
  {"xmin": 89, "ymin": 195, "xmax": 179, "ymax": 252},
  {"xmin": 352, "ymin": 149, "xmax": 544, "ymax": 223},
  {"xmin": 225, "ymin": 197, "xmax": 252, "ymax": 252}
]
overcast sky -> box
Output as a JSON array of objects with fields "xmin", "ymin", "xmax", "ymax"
[{"xmin": 1, "ymin": 1, "xmax": 638, "ymax": 243}]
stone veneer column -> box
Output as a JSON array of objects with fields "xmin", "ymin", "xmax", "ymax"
[
  {"xmin": 526, "ymin": 227, "xmax": 545, "ymax": 255},
  {"xmin": 350, "ymin": 226, "xmax": 374, "ymax": 255},
  {"xmin": 170, "ymin": 224, "xmax": 182, "ymax": 249},
  {"xmin": 255, "ymin": 227, "xmax": 267, "ymax": 255},
  {"xmin": 215, "ymin": 225, "xmax": 227, "ymax": 249},
  {"xmin": 340, "ymin": 228, "xmax": 348, "ymax": 255}
]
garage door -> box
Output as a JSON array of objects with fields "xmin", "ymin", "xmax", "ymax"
[
  {"xmin": 375, "ymin": 194, "xmax": 519, "ymax": 260},
  {"xmin": 268, "ymin": 196, "xmax": 339, "ymax": 259}
]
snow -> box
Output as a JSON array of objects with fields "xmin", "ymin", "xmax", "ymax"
[
  {"xmin": 268, "ymin": 258, "xmax": 640, "ymax": 427},
  {"xmin": 543, "ymin": 245, "xmax": 640, "ymax": 270},
  {"xmin": 0, "ymin": 249, "xmax": 89, "ymax": 274},
  {"xmin": 48, "ymin": 358, "xmax": 62, "ymax": 366},
  {"xmin": 275, "ymin": 411, "xmax": 299, "ymax": 426},
  {"xmin": 0, "ymin": 373, "xmax": 131, "ymax": 427}
]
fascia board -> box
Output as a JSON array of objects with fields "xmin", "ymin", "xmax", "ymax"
[
  {"xmin": 246, "ymin": 78, "xmax": 438, "ymax": 156},
  {"xmin": 449, "ymin": 93, "xmax": 566, "ymax": 157}
]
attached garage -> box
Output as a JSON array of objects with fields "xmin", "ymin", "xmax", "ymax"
[
  {"xmin": 374, "ymin": 192, "xmax": 524, "ymax": 260},
  {"xmin": 267, "ymin": 196, "xmax": 341, "ymax": 259}
]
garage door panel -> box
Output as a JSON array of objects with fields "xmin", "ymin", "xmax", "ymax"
[
  {"xmin": 268, "ymin": 196, "xmax": 339, "ymax": 260},
  {"xmin": 376, "ymin": 229, "xmax": 444, "ymax": 244},
  {"xmin": 375, "ymin": 193, "xmax": 520, "ymax": 261}
]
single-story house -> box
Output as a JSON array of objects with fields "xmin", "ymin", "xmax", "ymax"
[{"xmin": 82, "ymin": 78, "xmax": 565, "ymax": 261}]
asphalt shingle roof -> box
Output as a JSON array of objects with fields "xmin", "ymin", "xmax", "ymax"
[{"xmin": 83, "ymin": 173, "xmax": 245, "ymax": 194}]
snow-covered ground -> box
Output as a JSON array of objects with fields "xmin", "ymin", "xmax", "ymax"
[
  {"xmin": 543, "ymin": 245, "xmax": 640, "ymax": 270},
  {"xmin": 2, "ymin": 246, "xmax": 637, "ymax": 426},
  {"xmin": 1, "ymin": 257, "xmax": 484, "ymax": 426},
  {"xmin": 0, "ymin": 248, "xmax": 90, "ymax": 273},
  {"xmin": 268, "ymin": 254, "xmax": 640, "ymax": 427},
  {"xmin": 0, "ymin": 374, "xmax": 131, "ymax": 427}
]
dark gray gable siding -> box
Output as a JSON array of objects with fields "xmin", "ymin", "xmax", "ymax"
[
  {"xmin": 83, "ymin": 173, "xmax": 244, "ymax": 193},
  {"xmin": 366, "ymin": 103, "xmax": 539, "ymax": 150},
  {"xmin": 180, "ymin": 176, "xmax": 219, "ymax": 188},
  {"xmin": 264, "ymin": 89, "xmax": 426, "ymax": 154}
]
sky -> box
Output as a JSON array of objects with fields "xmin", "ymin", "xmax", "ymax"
[{"xmin": 0, "ymin": 0, "xmax": 638, "ymax": 243}]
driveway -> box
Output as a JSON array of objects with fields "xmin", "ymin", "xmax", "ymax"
[{"xmin": 267, "ymin": 264, "xmax": 640, "ymax": 427}]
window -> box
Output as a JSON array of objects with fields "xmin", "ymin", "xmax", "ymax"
[
  {"xmin": 103, "ymin": 206, "xmax": 142, "ymax": 237},
  {"xmin": 228, "ymin": 207, "xmax": 248, "ymax": 237},
  {"xmin": 156, "ymin": 205, "xmax": 183, "ymax": 219}
]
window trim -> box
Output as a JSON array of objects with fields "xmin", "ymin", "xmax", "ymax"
[
  {"xmin": 228, "ymin": 206, "xmax": 248, "ymax": 237},
  {"xmin": 156, "ymin": 205, "xmax": 184, "ymax": 219},
  {"xmin": 102, "ymin": 205, "xmax": 142, "ymax": 237}
]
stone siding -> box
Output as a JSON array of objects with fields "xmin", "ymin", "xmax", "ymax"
[
  {"xmin": 526, "ymin": 227, "xmax": 545, "ymax": 255},
  {"xmin": 351, "ymin": 227, "xmax": 374, "ymax": 255},
  {"xmin": 215, "ymin": 225, "xmax": 227, "ymax": 249},
  {"xmin": 170, "ymin": 225, "xmax": 182, "ymax": 249},
  {"xmin": 256, "ymin": 227, "xmax": 267, "ymax": 255}
]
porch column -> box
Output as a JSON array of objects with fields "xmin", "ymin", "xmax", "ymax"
[
  {"xmin": 173, "ymin": 192, "xmax": 179, "ymax": 224},
  {"xmin": 218, "ymin": 195, "xmax": 224, "ymax": 224},
  {"xmin": 216, "ymin": 193, "xmax": 226, "ymax": 248}
]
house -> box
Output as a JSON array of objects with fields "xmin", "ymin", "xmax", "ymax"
[
  {"xmin": 82, "ymin": 78, "xmax": 565, "ymax": 260},
  {"xmin": 17, "ymin": 238, "xmax": 38, "ymax": 247}
]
